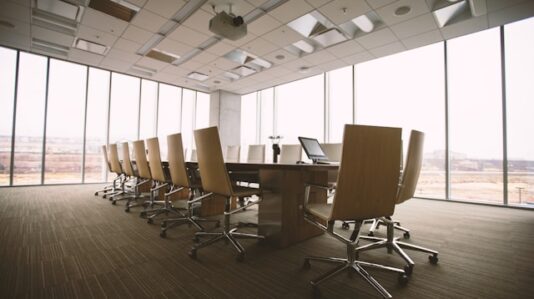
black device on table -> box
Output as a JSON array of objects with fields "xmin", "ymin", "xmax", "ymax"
[{"xmin": 298, "ymin": 136, "xmax": 331, "ymax": 164}]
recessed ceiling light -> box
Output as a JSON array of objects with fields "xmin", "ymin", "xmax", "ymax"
[
  {"xmin": 299, "ymin": 66, "xmax": 310, "ymax": 74},
  {"xmin": 146, "ymin": 48, "xmax": 180, "ymax": 64},
  {"xmin": 187, "ymin": 72, "xmax": 209, "ymax": 81},
  {"xmin": 293, "ymin": 40, "xmax": 314, "ymax": 53},
  {"xmin": 130, "ymin": 64, "xmax": 157, "ymax": 77},
  {"xmin": 233, "ymin": 66, "xmax": 257, "ymax": 76},
  {"xmin": 312, "ymin": 28, "xmax": 347, "ymax": 47},
  {"xmin": 275, "ymin": 54, "xmax": 285, "ymax": 60},
  {"xmin": 394, "ymin": 6, "xmax": 411, "ymax": 16},
  {"xmin": 432, "ymin": 0, "xmax": 468, "ymax": 28},
  {"xmin": 73, "ymin": 38, "xmax": 109, "ymax": 55},
  {"xmin": 0, "ymin": 20, "xmax": 15, "ymax": 28}
]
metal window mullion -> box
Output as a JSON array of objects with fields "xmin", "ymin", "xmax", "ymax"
[
  {"xmin": 105, "ymin": 72, "xmax": 112, "ymax": 182},
  {"xmin": 9, "ymin": 51, "xmax": 20, "ymax": 186},
  {"xmin": 41, "ymin": 58, "xmax": 51, "ymax": 185},
  {"xmin": 137, "ymin": 80, "xmax": 142, "ymax": 140},
  {"xmin": 155, "ymin": 83, "xmax": 160, "ymax": 136},
  {"xmin": 256, "ymin": 91, "xmax": 260, "ymax": 144},
  {"xmin": 179, "ymin": 88, "xmax": 184, "ymax": 132},
  {"xmin": 352, "ymin": 65, "xmax": 355, "ymax": 124},
  {"xmin": 81, "ymin": 66, "xmax": 89, "ymax": 183},
  {"xmin": 500, "ymin": 26, "xmax": 509, "ymax": 205},
  {"xmin": 444, "ymin": 41, "xmax": 451, "ymax": 200},
  {"xmin": 273, "ymin": 88, "xmax": 277, "ymax": 137},
  {"xmin": 191, "ymin": 90, "xmax": 197, "ymax": 147},
  {"xmin": 324, "ymin": 73, "xmax": 329, "ymax": 143}
]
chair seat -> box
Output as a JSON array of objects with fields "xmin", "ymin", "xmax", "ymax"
[
  {"xmin": 306, "ymin": 203, "xmax": 332, "ymax": 221},
  {"xmin": 232, "ymin": 185, "xmax": 261, "ymax": 197}
]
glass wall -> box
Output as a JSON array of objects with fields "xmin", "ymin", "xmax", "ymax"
[
  {"xmin": 327, "ymin": 66, "xmax": 353, "ymax": 143},
  {"xmin": 0, "ymin": 48, "xmax": 16, "ymax": 185},
  {"xmin": 505, "ymin": 17, "xmax": 534, "ymax": 205},
  {"xmin": 139, "ymin": 79, "xmax": 158, "ymax": 139},
  {"xmin": 84, "ymin": 68, "xmax": 110, "ymax": 183},
  {"xmin": 13, "ymin": 52, "xmax": 48, "ymax": 185},
  {"xmin": 158, "ymin": 84, "xmax": 182, "ymax": 160},
  {"xmin": 195, "ymin": 92, "xmax": 210, "ymax": 130},
  {"xmin": 44, "ymin": 59, "xmax": 87, "ymax": 184},
  {"xmin": 240, "ymin": 92, "xmax": 257, "ymax": 160},
  {"xmin": 448, "ymin": 28, "xmax": 503, "ymax": 204},
  {"xmin": 109, "ymin": 73, "xmax": 140, "ymax": 144},
  {"xmin": 181, "ymin": 89, "xmax": 195, "ymax": 151},
  {"xmin": 259, "ymin": 88, "xmax": 274, "ymax": 162},
  {"xmin": 356, "ymin": 43, "xmax": 446, "ymax": 199}
]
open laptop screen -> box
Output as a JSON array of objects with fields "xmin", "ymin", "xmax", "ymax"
[{"xmin": 298, "ymin": 137, "xmax": 328, "ymax": 162}]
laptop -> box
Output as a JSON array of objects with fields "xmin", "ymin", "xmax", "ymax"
[{"xmin": 298, "ymin": 137, "xmax": 332, "ymax": 164}]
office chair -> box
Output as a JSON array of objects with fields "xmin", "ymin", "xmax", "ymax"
[
  {"xmin": 189, "ymin": 148, "xmax": 197, "ymax": 162},
  {"xmin": 225, "ymin": 145, "xmax": 240, "ymax": 162},
  {"xmin": 355, "ymin": 130, "xmax": 439, "ymax": 275},
  {"xmin": 302, "ymin": 124, "xmax": 407, "ymax": 298},
  {"xmin": 94, "ymin": 145, "xmax": 118, "ymax": 197},
  {"xmin": 247, "ymin": 144, "xmax": 265, "ymax": 163},
  {"xmin": 109, "ymin": 142, "xmax": 137, "ymax": 205},
  {"xmin": 279, "ymin": 144, "xmax": 302, "ymax": 163},
  {"xmin": 125, "ymin": 140, "xmax": 157, "ymax": 212},
  {"xmin": 104, "ymin": 143, "xmax": 128, "ymax": 199},
  {"xmin": 159, "ymin": 133, "xmax": 220, "ymax": 237},
  {"xmin": 189, "ymin": 126, "xmax": 264, "ymax": 262},
  {"xmin": 320, "ymin": 143, "xmax": 342, "ymax": 162}
]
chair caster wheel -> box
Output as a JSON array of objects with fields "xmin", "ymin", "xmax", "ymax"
[
  {"xmin": 302, "ymin": 259, "xmax": 311, "ymax": 270},
  {"xmin": 403, "ymin": 232, "xmax": 410, "ymax": 239},
  {"xmin": 188, "ymin": 249, "xmax": 197, "ymax": 259},
  {"xmin": 429, "ymin": 254, "xmax": 439, "ymax": 264},
  {"xmin": 236, "ymin": 253, "xmax": 245, "ymax": 262},
  {"xmin": 368, "ymin": 231, "xmax": 374, "ymax": 237},
  {"xmin": 147, "ymin": 218, "xmax": 153, "ymax": 224},
  {"xmin": 111, "ymin": 201, "xmax": 116, "ymax": 205},
  {"xmin": 341, "ymin": 222, "xmax": 350, "ymax": 230},
  {"xmin": 94, "ymin": 192, "xmax": 98, "ymax": 196},
  {"xmin": 124, "ymin": 207, "xmax": 130, "ymax": 213},
  {"xmin": 398, "ymin": 273, "xmax": 409, "ymax": 285},
  {"xmin": 140, "ymin": 211, "xmax": 147, "ymax": 218},
  {"xmin": 161, "ymin": 222, "xmax": 166, "ymax": 228},
  {"xmin": 103, "ymin": 195, "xmax": 107, "ymax": 199},
  {"xmin": 160, "ymin": 231, "xmax": 166, "ymax": 238},
  {"xmin": 404, "ymin": 265, "xmax": 413, "ymax": 276}
]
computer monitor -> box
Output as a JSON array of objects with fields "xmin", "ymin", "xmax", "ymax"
[{"xmin": 298, "ymin": 137, "xmax": 328, "ymax": 163}]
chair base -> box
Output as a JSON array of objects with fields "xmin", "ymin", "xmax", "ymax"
[
  {"xmin": 189, "ymin": 227, "xmax": 264, "ymax": 262},
  {"xmin": 160, "ymin": 215, "xmax": 220, "ymax": 237}
]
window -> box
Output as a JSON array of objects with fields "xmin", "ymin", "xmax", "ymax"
[
  {"xmin": 259, "ymin": 88, "xmax": 274, "ymax": 162},
  {"xmin": 181, "ymin": 89, "xmax": 196, "ymax": 151},
  {"xmin": 505, "ymin": 17, "xmax": 534, "ymax": 205},
  {"xmin": 139, "ymin": 80, "xmax": 158, "ymax": 139},
  {"xmin": 44, "ymin": 59, "xmax": 87, "ymax": 184},
  {"xmin": 448, "ymin": 28, "xmax": 503, "ymax": 203},
  {"xmin": 241, "ymin": 92, "xmax": 258, "ymax": 160},
  {"xmin": 327, "ymin": 66, "xmax": 353, "ymax": 142},
  {"xmin": 109, "ymin": 73, "xmax": 140, "ymax": 144},
  {"xmin": 195, "ymin": 92, "xmax": 210, "ymax": 129},
  {"xmin": 13, "ymin": 53, "xmax": 48, "ymax": 185},
  {"xmin": 84, "ymin": 68, "xmax": 110, "ymax": 183},
  {"xmin": 157, "ymin": 84, "xmax": 181, "ymax": 160},
  {"xmin": 355, "ymin": 43, "xmax": 446, "ymax": 199},
  {"xmin": 0, "ymin": 47, "xmax": 17, "ymax": 185}
]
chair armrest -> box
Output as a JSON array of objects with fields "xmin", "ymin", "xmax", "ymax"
[
  {"xmin": 303, "ymin": 184, "xmax": 336, "ymax": 210},
  {"xmin": 187, "ymin": 192, "xmax": 214, "ymax": 205}
]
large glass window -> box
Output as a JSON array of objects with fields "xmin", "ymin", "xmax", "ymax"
[
  {"xmin": 241, "ymin": 92, "xmax": 257, "ymax": 160},
  {"xmin": 276, "ymin": 75, "xmax": 324, "ymax": 146},
  {"xmin": 108, "ymin": 73, "xmax": 140, "ymax": 144},
  {"xmin": 259, "ymin": 88, "xmax": 274, "ymax": 162},
  {"xmin": 327, "ymin": 66, "xmax": 353, "ymax": 142},
  {"xmin": 84, "ymin": 68, "xmax": 110, "ymax": 183},
  {"xmin": 13, "ymin": 53, "xmax": 48, "ymax": 185},
  {"xmin": 0, "ymin": 47, "xmax": 17, "ymax": 185},
  {"xmin": 195, "ymin": 92, "xmax": 210, "ymax": 129},
  {"xmin": 355, "ymin": 43, "xmax": 446, "ymax": 199},
  {"xmin": 448, "ymin": 28, "xmax": 503, "ymax": 203},
  {"xmin": 505, "ymin": 17, "xmax": 534, "ymax": 205},
  {"xmin": 181, "ymin": 89, "xmax": 195, "ymax": 151},
  {"xmin": 158, "ymin": 84, "xmax": 182, "ymax": 160},
  {"xmin": 139, "ymin": 80, "xmax": 158, "ymax": 139},
  {"xmin": 44, "ymin": 59, "xmax": 87, "ymax": 184}
]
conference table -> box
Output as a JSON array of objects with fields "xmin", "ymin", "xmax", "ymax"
[{"xmin": 185, "ymin": 162, "xmax": 339, "ymax": 248}]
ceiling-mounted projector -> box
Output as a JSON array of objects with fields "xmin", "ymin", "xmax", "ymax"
[{"xmin": 209, "ymin": 11, "xmax": 247, "ymax": 41}]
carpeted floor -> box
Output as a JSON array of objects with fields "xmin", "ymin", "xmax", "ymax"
[{"xmin": 0, "ymin": 185, "xmax": 533, "ymax": 298}]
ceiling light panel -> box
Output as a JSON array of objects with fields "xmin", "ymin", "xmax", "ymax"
[
  {"xmin": 312, "ymin": 28, "xmax": 347, "ymax": 47},
  {"xmin": 146, "ymin": 48, "xmax": 180, "ymax": 63},
  {"xmin": 88, "ymin": 0, "xmax": 139, "ymax": 22},
  {"xmin": 74, "ymin": 38, "xmax": 109, "ymax": 55},
  {"xmin": 339, "ymin": 11, "xmax": 382, "ymax": 38},
  {"xmin": 187, "ymin": 71, "xmax": 209, "ymax": 81},
  {"xmin": 37, "ymin": 0, "xmax": 82, "ymax": 21},
  {"xmin": 432, "ymin": 0, "xmax": 468, "ymax": 28},
  {"xmin": 233, "ymin": 65, "xmax": 256, "ymax": 76},
  {"xmin": 287, "ymin": 11, "xmax": 334, "ymax": 38}
]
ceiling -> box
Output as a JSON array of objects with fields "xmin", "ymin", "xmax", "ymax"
[{"xmin": 0, "ymin": 0, "xmax": 533, "ymax": 95}]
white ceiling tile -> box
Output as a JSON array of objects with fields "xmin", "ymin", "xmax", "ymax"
[
  {"xmin": 282, "ymin": 58, "xmax": 321, "ymax": 72},
  {"xmin": 136, "ymin": 56, "xmax": 169, "ymax": 71},
  {"xmin": 81, "ymin": 8, "xmax": 128, "ymax": 36},
  {"xmin": 225, "ymin": 31, "xmax": 258, "ymax": 46},
  {"xmin": 190, "ymin": 50, "xmax": 218, "ymax": 64},
  {"xmin": 265, "ymin": 65, "xmax": 293, "ymax": 77},
  {"xmin": 440, "ymin": 15, "xmax": 489, "ymax": 40},
  {"xmin": 263, "ymin": 48, "xmax": 299, "ymax": 65},
  {"xmin": 205, "ymin": 40, "xmax": 235, "ymax": 55},
  {"xmin": 100, "ymin": 57, "xmax": 132, "ymax": 72},
  {"xmin": 197, "ymin": 65, "xmax": 224, "ymax": 77},
  {"xmin": 160, "ymin": 64, "xmax": 190, "ymax": 76},
  {"xmin": 167, "ymin": 25, "xmax": 210, "ymax": 47},
  {"xmin": 369, "ymin": 41, "xmax": 406, "ymax": 58},
  {"xmin": 486, "ymin": 0, "xmax": 527, "ymax": 13},
  {"xmin": 152, "ymin": 72, "xmax": 178, "ymax": 84},
  {"xmin": 302, "ymin": 49, "xmax": 338, "ymax": 64},
  {"xmin": 325, "ymin": 39, "xmax": 365, "ymax": 58},
  {"xmin": 131, "ymin": 9, "xmax": 168, "ymax": 33},
  {"xmin": 113, "ymin": 38, "xmax": 142, "ymax": 53},
  {"xmin": 365, "ymin": 0, "xmax": 398, "ymax": 9},
  {"xmin": 210, "ymin": 57, "xmax": 241, "ymax": 70},
  {"xmin": 0, "ymin": 30, "xmax": 30, "ymax": 51},
  {"xmin": 121, "ymin": 25, "xmax": 153, "ymax": 45},
  {"xmin": 0, "ymin": 17, "xmax": 30, "ymax": 38},
  {"xmin": 355, "ymin": 27, "xmax": 398, "ymax": 49},
  {"xmin": 319, "ymin": 59, "xmax": 347, "ymax": 72},
  {"xmin": 144, "ymin": 0, "xmax": 186, "ymax": 19},
  {"xmin": 157, "ymin": 38, "xmax": 194, "ymax": 57},
  {"xmin": 32, "ymin": 25, "xmax": 74, "ymax": 47},
  {"xmin": 376, "ymin": 0, "xmax": 431, "ymax": 26},
  {"xmin": 268, "ymin": 0, "xmax": 314, "ymax": 23},
  {"xmin": 262, "ymin": 25, "xmax": 302, "ymax": 47},
  {"xmin": 304, "ymin": 0, "xmax": 334, "ymax": 9},
  {"xmin": 341, "ymin": 51, "xmax": 374, "ymax": 64},
  {"xmin": 242, "ymin": 37, "xmax": 278, "ymax": 56},
  {"xmin": 390, "ymin": 13, "xmax": 438, "ymax": 39},
  {"xmin": 77, "ymin": 25, "xmax": 118, "ymax": 47},
  {"xmin": 128, "ymin": 0, "xmax": 148, "ymax": 7},
  {"xmin": 68, "ymin": 48, "xmax": 104, "ymax": 66},
  {"xmin": 0, "ymin": 1, "xmax": 29, "ymax": 24},
  {"xmin": 401, "ymin": 29, "xmax": 442, "ymax": 49},
  {"xmin": 182, "ymin": 8, "xmax": 213, "ymax": 36},
  {"xmin": 179, "ymin": 59, "xmax": 204, "ymax": 71},
  {"xmin": 488, "ymin": 1, "xmax": 534, "ymax": 28},
  {"xmin": 203, "ymin": 0, "xmax": 254, "ymax": 18},
  {"xmin": 247, "ymin": 14, "xmax": 282, "ymax": 36},
  {"xmin": 106, "ymin": 48, "xmax": 142, "ymax": 64},
  {"xmin": 318, "ymin": 0, "xmax": 372, "ymax": 24},
  {"xmin": 6, "ymin": 0, "xmax": 31, "ymax": 7}
]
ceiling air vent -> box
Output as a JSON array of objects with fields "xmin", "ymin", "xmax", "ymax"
[
  {"xmin": 32, "ymin": 38, "xmax": 70, "ymax": 57},
  {"xmin": 73, "ymin": 37, "xmax": 109, "ymax": 55},
  {"xmin": 88, "ymin": 0, "xmax": 140, "ymax": 22},
  {"xmin": 146, "ymin": 49, "xmax": 180, "ymax": 64}
]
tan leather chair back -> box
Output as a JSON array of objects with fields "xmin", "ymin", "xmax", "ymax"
[
  {"xmin": 397, "ymin": 130, "xmax": 424, "ymax": 204},
  {"xmin": 247, "ymin": 144, "xmax": 265, "ymax": 163},
  {"xmin": 225, "ymin": 145, "xmax": 240, "ymax": 162},
  {"xmin": 146, "ymin": 137, "xmax": 166, "ymax": 183},
  {"xmin": 101, "ymin": 145, "xmax": 111, "ymax": 171},
  {"xmin": 190, "ymin": 149, "xmax": 197, "ymax": 162},
  {"xmin": 330, "ymin": 125, "xmax": 402, "ymax": 221},
  {"xmin": 132, "ymin": 140, "xmax": 151, "ymax": 180},
  {"xmin": 279, "ymin": 144, "xmax": 302, "ymax": 163},
  {"xmin": 167, "ymin": 133, "xmax": 190, "ymax": 187},
  {"xmin": 321, "ymin": 143, "xmax": 342, "ymax": 162},
  {"xmin": 108, "ymin": 143, "xmax": 122, "ymax": 174},
  {"xmin": 120, "ymin": 142, "xmax": 135, "ymax": 176},
  {"xmin": 194, "ymin": 127, "xmax": 233, "ymax": 196}
]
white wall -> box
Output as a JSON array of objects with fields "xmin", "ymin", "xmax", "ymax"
[{"xmin": 209, "ymin": 90, "xmax": 241, "ymax": 149}]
